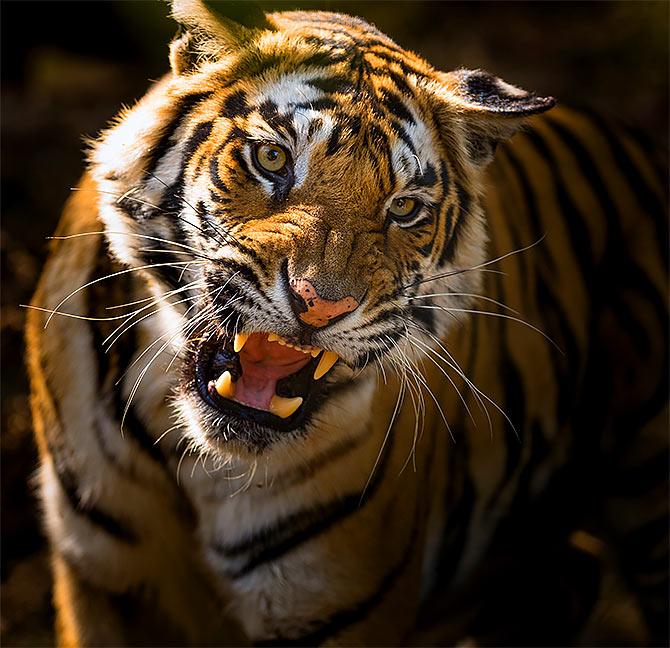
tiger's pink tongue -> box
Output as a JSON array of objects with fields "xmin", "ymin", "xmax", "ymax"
[{"xmin": 235, "ymin": 334, "xmax": 310, "ymax": 410}]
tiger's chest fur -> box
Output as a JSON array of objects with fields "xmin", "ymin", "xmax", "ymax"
[{"xmin": 26, "ymin": 4, "xmax": 668, "ymax": 646}]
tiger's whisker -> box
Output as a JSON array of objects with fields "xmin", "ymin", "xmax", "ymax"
[
  {"xmin": 42, "ymin": 260, "xmax": 200, "ymax": 329},
  {"xmin": 407, "ymin": 291, "xmax": 519, "ymax": 314},
  {"xmin": 412, "ymin": 305, "xmax": 562, "ymax": 352},
  {"xmin": 404, "ymin": 234, "xmax": 546, "ymax": 290},
  {"xmin": 49, "ymin": 230, "xmax": 217, "ymax": 260}
]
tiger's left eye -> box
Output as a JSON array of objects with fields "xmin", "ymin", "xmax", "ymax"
[
  {"xmin": 255, "ymin": 143, "xmax": 288, "ymax": 173},
  {"xmin": 389, "ymin": 197, "xmax": 419, "ymax": 219}
]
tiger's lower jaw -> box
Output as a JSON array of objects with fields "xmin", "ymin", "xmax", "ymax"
[{"xmin": 183, "ymin": 330, "xmax": 353, "ymax": 452}]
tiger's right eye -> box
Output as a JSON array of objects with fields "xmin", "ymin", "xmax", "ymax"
[{"xmin": 254, "ymin": 143, "xmax": 288, "ymax": 174}]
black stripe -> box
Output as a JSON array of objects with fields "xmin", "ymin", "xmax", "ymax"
[
  {"xmin": 495, "ymin": 142, "xmax": 573, "ymax": 382},
  {"xmin": 484, "ymin": 353, "xmax": 525, "ymax": 512},
  {"xmin": 542, "ymin": 117, "xmax": 620, "ymax": 238},
  {"xmin": 410, "ymin": 301, "xmax": 436, "ymax": 333},
  {"xmin": 219, "ymin": 233, "xmax": 271, "ymax": 277},
  {"xmin": 419, "ymin": 160, "xmax": 450, "ymax": 259},
  {"xmin": 121, "ymin": 405, "xmax": 167, "ymax": 466},
  {"xmin": 503, "ymin": 418, "xmax": 552, "ymax": 519},
  {"xmin": 209, "ymin": 189, "xmax": 231, "ymax": 204},
  {"xmin": 380, "ymin": 88, "xmax": 415, "ymax": 124},
  {"xmin": 216, "ymin": 259, "xmax": 264, "ymax": 293},
  {"xmin": 434, "ymin": 319, "xmax": 478, "ymax": 588},
  {"xmin": 144, "ymin": 91, "xmax": 213, "ymax": 180},
  {"xmin": 494, "ymin": 137, "xmax": 581, "ymax": 420},
  {"xmin": 522, "ymin": 128, "xmax": 596, "ymax": 278},
  {"xmin": 307, "ymin": 117, "xmax": 323, "ymax": 141},
  {"xmin": 270, "ymin": 432, "xmax": 367, "ymax": 490},
  {"xmin": 499, "ymin": 146, "xmax": 554, "ymax": 272},
  {"xmin": 299, "ymin": 48, "xmax": 350, "ymax": 69},
  {"xmin": 618, "ymin": 268, "xmax": 669, "ymax": 429},
  {"xmin": 41, "ymin": 371, "xmax": 139, "ymax": 544},
  {"xmin": 221, "ymin": 89, "xmax": 251, "ymax": 118},
  {"xmin": 403, "ymin": 215, "xmax": 432, "ymax": 230},
  {"xmin": 295, "ymin": 97, "xmax": 340, "ymax": 112},
  {"xmin": 258, "ymin": 100, "xmax": 298, "ymax": 142},
  {"xmin": 231, "ymin": 146, "xmax": 257, "ymax": 183},
  {"xmin": 413, "ymin": 161, "xmax": 438, "ymax": 190},
  {"xmin": 437, "ymin": 196, "xmax": 463, "ymax": 267},
  {"xmin": 535, "ymin": 278, "xmax": 581, "ymax": 419},
  {"xmin": 483, "ymin": 237, "xmax": 528, "ymax": 512},
  {"xmin": 326, "ymin": 122, "xmax": 344, "ymax": 156},
  {"xmin": 54, "ymin": 461, "xmax": 138, "ymax": 543},
  {"xmin": 382, "ymin": 68, "xmax": 415, "ymax": 97},
  {"xmin": 388, "ymin": 119, "xmax": 417, "ymax": 155},
  {"xmin": 209, "ymin": 145, "xmax": 232, "ymax": 194},
  {"xmin": 612, "ymin": 291, "xmax": 654, "ymax": 357},
  {"xmin": 367, "ymin": 123, "xmax": 396, "ymax": 191},
  {"xmin": 307, "ymin": 75, "xmax": 356, "ymax": 95},
  {"xmin": 86, "ymin": 255, "xmax": 170, "ymax": 469},
  {"xmin": 363, "ymin": 48, "xmax": 426, "ymax": 79},
  {"xmin": 180, "ymin": 120, "xmax": 214, "ymax": 166}
]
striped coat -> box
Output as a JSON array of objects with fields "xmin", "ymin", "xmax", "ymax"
[{"xmin": 26, "ymin": 3, "xmax": 668, "ymax": 646}]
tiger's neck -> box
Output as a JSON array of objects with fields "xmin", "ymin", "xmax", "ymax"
[{"xmin": 170, "ymin": 372, "xmax": 437, "ymax": 641}]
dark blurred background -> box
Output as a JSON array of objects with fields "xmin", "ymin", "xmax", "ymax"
[{"xmin": 1, "ymin": 1, "xmax": 668, "ymax": 645}]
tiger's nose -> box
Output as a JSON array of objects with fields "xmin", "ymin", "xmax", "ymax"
[{"xmin": 288, "ymin": 277, "xmax": 359, "ymax": 328}]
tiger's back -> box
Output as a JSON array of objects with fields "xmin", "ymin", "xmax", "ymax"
[{"xmin": 417, "ymin": 107, "xmax": 668, "ymax": 642}]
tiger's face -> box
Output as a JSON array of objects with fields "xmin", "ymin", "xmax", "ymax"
[{"xmin": 91, "ymin": 3, "xmax": 553, "ymax": 454}]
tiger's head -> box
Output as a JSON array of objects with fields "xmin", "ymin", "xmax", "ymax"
[{"xmin": 91, "ymin": 0, "xmax": 554, "ymax": 455}]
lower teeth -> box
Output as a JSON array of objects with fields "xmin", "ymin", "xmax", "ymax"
[
  {"xmin": 211, "ymin": 371, "xmax": 303, "ymax": 419},
  {"xmin": 269, "ymin": 394, "xmax": 303, "ymax": 418}
]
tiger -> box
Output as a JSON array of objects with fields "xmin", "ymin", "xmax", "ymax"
[{"xmin": 25, "ymin": 1, "xmax": 668, "ymax": 646}]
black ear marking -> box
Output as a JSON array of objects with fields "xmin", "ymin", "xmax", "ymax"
[
  {"xmin": 430, "ymin": 68, "xmax": 556, "ymax": 166},
  {"xmin": 457, "ymin": 69, "xmax": 556, "ymax": 116}
]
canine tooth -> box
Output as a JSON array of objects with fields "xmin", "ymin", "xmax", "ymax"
[
  {"xmin": 215, "ymin": 371, "xmax": 235, "ymax": 399},
  {"xmin": 269, "ymin": 395, "xmax": 303, "ymax": 419},
  {"xmin": 267, "ymin": 333, "xmax": 279, "ymax": 343},
  {"xmin": 311, "ymin": 348, "xmax": 322, "ymax": 358},
  {"xmin": 234, "ymin": 332, "xmax": 249, "ymax": 353},
  {"xmin": 314, "ymin": 351, "xmax": 339, "ymax": 380}
]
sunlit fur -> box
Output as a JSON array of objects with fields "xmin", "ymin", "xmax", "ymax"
[{"xmin": 26, "ymin": 4, "xmax": 667, "ymax": 646}]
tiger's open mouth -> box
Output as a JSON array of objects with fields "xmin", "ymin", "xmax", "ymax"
[{"xmin": 195, "ymin": 331, "xmax": 340, "ymax": 430}]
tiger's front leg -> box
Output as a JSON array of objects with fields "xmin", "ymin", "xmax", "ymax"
[{"xmin": 32, "ymin": 409, "xmax": 247, "ymax": 647}]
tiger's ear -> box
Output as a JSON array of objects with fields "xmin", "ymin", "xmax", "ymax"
[
  {"xmin": 434, "ymin": 69, "xmax": 556, "ymax": 166},
  {"xmin": 168, "ymin": 0, "xmax": 274, "ymax": 74}
]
